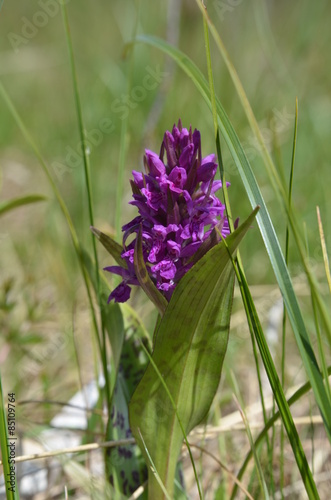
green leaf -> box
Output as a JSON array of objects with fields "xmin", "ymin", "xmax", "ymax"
[
  {"xmin": 90, "ymin": 226, "xmax": 128, "ymax": 269},
  {"xmin": 132, "ymin": 34, "xmax": 331, "ymax": 442},
  {"xmin": 0, "ymin": 195, "xmax": 46, "ymax": 217},
  {"xmin": 229, "ymin": 263, "xmax": 319, "ymax": 499},
  {"xmin": 134, "ymin": 225, "xmax": 168, "ymax": 317},
  {"xmin": 129, "ymin": 208, "xmax": 259, "ymax": 499}
]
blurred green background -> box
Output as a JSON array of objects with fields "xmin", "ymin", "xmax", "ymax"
[{"xmin": 0, "ymin": 0, "xmax": 330, "ymax": 443}]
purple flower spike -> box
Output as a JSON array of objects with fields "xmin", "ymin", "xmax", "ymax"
[{"xmin": 106, "ymin": 120, "xmax": 231, "ymax": 304}]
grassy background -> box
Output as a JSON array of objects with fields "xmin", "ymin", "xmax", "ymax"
[{"xmin": 1, "ymin": 0, "xmax": 331, "ymax": 497}]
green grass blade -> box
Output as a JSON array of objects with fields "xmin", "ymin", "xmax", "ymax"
[
  {"xmin": 229, "ymin": 372, "xmax": 269, "ymax": 500},
  {"xmin": 0, "ymin": 81, "xmax": 102, "ymax": 366},
  {"xmin": 317, "ymin": 206, "xmax": 331, "ymax": 294},
  {"xmin": 281, "ymin": 96, "xmax": 298, "ymax": 492},
  {"xmin": 233, "ymin": 365, "xmax": 331, "ymax": 498},
  {"xmin": 132, "ymin": 34, "xmax": 331, "ymax": 442},
  {"xmin": 202, "ymin": 11, "xmax": 274, "ymax": 485},
  {"xmin": 60, "ymin": 3, "xmax": 97, "ymax": 247},
  {"xmin": 195, "ymin": 0, "xmax": 283, "ymax": 195},
  {"xmin": 138, "ymin": 430, "xmax": 172, "ymax": 500},
  {"xmin": 311, "ymin": 293, "xmax": 331, "ymax": 406},
  {"xmin": 197, "ymin": 1, "xmax": 331, "ymax": 348},
  {"xmin": 0, "ymin": 195, "xmax": 46, "ymax": 217},
  {"xmin": 115, "ymin": 1, "xmax": 141, "ymax": 242},
  {"xmin": 201, "ymin": 6, "xmax": 232, "ymax": 234},
  {"xmin": 0, "ymin": 374, "xmax": 20, "ymax": 499},
  {"xmin": 228, "ymin": 262, "xmax": 320, "ymax": 500},
  {"xmin": 59, "ymin": 2, "xmax": 113, "ymax": 412}
]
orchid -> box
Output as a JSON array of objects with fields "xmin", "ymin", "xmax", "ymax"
[{"xmin": 105, "ymin": 120, "xmax": 230, "ymax": 303}]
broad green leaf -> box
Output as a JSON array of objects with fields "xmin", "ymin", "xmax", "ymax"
[
  {"xmin": 0, "ymin": 195, "xmax": 46, "ymax": 217},
  {"xmin": 134, "ymin": 225, "xmax": 168, "ymax": 317},
  {"xmin": 129, "ymin": 208, "xmax": 258, "ymax": 499},
  {"xmin": 133, "ymin": 34, "xmax": 331, "ymax": 442}
]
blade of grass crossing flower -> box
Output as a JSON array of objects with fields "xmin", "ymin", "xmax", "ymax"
[
  {"xmin": 134, "ymin": 225, "xmax": 168, "ymax": 317},
  {"xmin": 0, "ymin": 374, "xmax": 20, "ymax": 500},
  {"xmin": 132, "ymin": 34, "xmax": 331, "ymax": 442},
  {"xmin": 228, "ymin": 258, "xmax": 320, "ymax": 500},
  {"xmin": 90, "ymin": 227, "xmax": 128, "ymax": 269},
  {"xmin": 129, "ymin": 208, "xmax": 258, "ymax": 499},
  {"xmin": 0, "ymin": 195, "xmax": 46, "ymax": 217}
]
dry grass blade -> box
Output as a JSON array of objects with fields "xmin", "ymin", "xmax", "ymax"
[
  {"xmin": 316, "ymin": 206, "xmax": 331, "ymax": 294},
  {"xmin": 188, "ymin": 443, "xmax": 254, "ymax": 500},
  {"xmin": 0, "ymin": 438, "xmax": 135, "ymax": 465}
]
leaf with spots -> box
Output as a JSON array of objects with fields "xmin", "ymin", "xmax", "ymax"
[{"xmin": 106, "ymin": 326, "xmax": 149, "ymax": 498}]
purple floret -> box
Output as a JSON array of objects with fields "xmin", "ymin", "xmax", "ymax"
[{"xmin": 105, "ymin": 119, "xmax": 230, "ymax": 303}]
